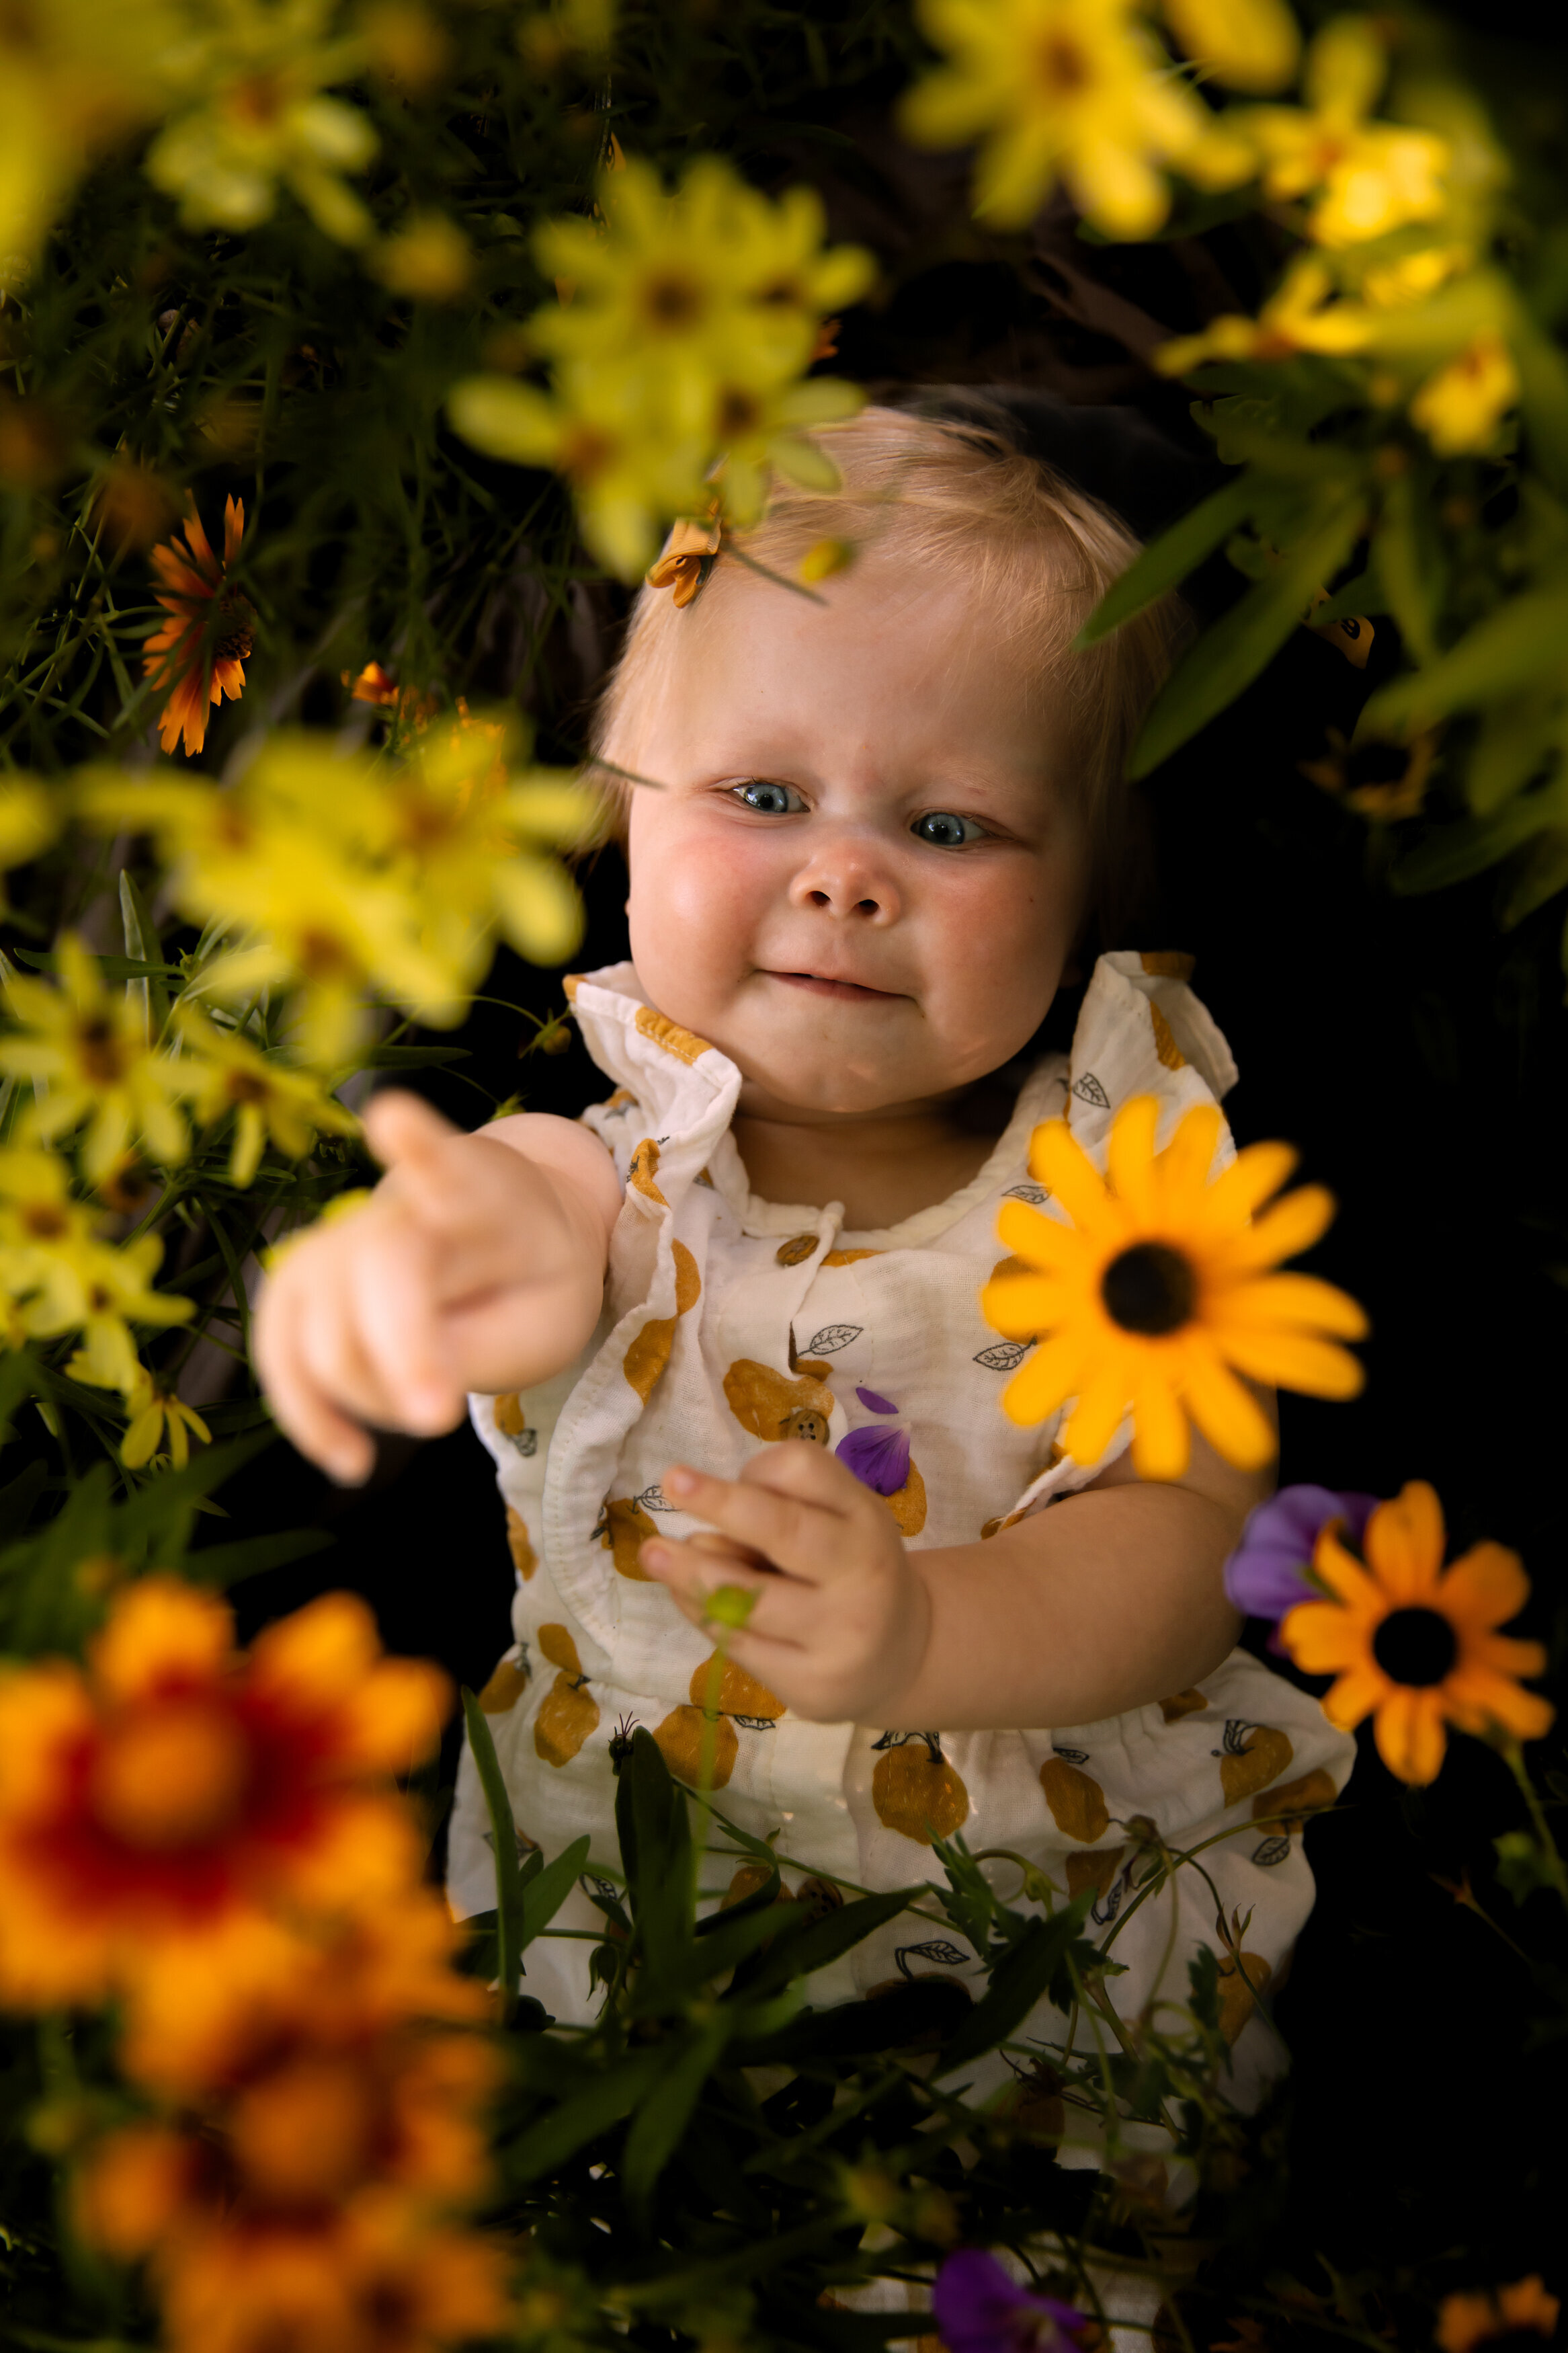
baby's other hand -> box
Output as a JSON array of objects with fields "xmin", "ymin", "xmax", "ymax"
[
  {"xmin": 638, "ymin": 1446, "xmax": 929, "ymax": 1724},
  {"xmin": 254, "ymin": 1090, "xmax": 618, "ymax": 1486}
]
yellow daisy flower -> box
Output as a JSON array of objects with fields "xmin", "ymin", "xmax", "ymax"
[
  {"xmin": 0, "ymin": 1145, "xmax": 192, "ymax": 1397},
  {"xmin": 1157, "ymin": 255, "xmax": 1373, "ymax": 374},
  {"xmin": 1280, "ymin": 1482, "xmax": 1553, "ymax": 1786},
  {"xmin": 900, "ymin": 0, "xmax": 1247, "ymax": 239},
  {"xmin": 1230, "ymin": 17, "xmax": 1450, "ymax": 249},
  {"xmin": 1408, "ymin": 330, "xmax": 1520, "ymax": 457},
  {"xmin": 981, "ymin": 1094, "xmax": 1367, "ymax": 1481},
  {"xmin": 175, "ymin": 1005, "xmax": 359, "ymax": 1189},
  {"xmin": 121, "ymin": 1367, "xmax": 212, "ymax": 1471},
  {"xmin": 0, "ymin": 934, "xmax": 188, "ymax": 1186}
]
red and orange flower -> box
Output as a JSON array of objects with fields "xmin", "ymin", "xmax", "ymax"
[
  {"xmin": 0, "ymin": 1579, "xmax": 449, "ymax": 2007},
  {"xmin": 144, "ymin": 495, "xmax": 254, "ymax": 757}
]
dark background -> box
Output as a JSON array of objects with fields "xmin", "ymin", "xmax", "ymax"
[{"xmin": 219, "ymin": 28, "xmax": 1568, "ymax": 2314}]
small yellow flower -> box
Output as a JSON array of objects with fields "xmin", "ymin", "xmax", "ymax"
[
  {"xmin": 1157, "ymin": 255, "xmax": 1373, "ymax": 374},
  {"xmin": 0, "ymin": 0, "xmax": 178, "ymax": 256},
  {"xmin": 1280, "ymin": 1482, "xmax": 1553, "ymax": 1786},
  {"xmin": 1408, "ymin": 330, "xmax": 1520, "ymax": 456},
  {"xmin": 0, "ymin": 1144, "xmax": 192, "ymax": 1397},
  {"xmin": 982, "ymin": 1094, "xmax": 1367, "ymax": 1480},
  {"xmin": 121, "ymin": 1367, "xmax": 212, "ymax": 1471},
  {"xmin": 0, "ymin": 934, "xmax": 188, "ymax": 1186},
  {"xmin": 372, "ymin": 212, "xmax": 472, "ymax": 302},
  {"xmin": 175, "ymin": 1005, "xmax": 359, "ymax": 1189},
  {"xmin": 1436, "ymin": 2277, "xmax": 1560, "ymax": 2353},
  {"xmin": 1161, "ymin": 0, "xmax": 1299, "ymax": 94},
  {"xmin": 900, "ymin": 0, "xmax": 1247, "ymax": 238},
  {"xmin": 1231, "ymin": 16, "xmax": 1450, "ymax": 249},
  {"xmin": 0, "ymin": 778, "xmax": 58, "ymax": 909},
  {"xmin": 146, "ymin": 0, "xmax": 377, "ymax": 245}
]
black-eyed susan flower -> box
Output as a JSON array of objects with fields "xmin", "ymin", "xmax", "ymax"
[
  {"xmin": 0, "ymin": 933, "xmax": 188, "ymax": 1185},
  {"xmin": 1280, "ymin": 1482, "xmax": 1553, "ymax": 1786},
  {"xmin": 1436, "ymin": 2277, "xmax": 1560, "ymax": 2353},
  {"xmin": 982, "ymin": 1094, "xmax": 1366, "ymax": 1481},
  {"xmin": 175, "ymin": 1004, "xmax": 359, "ymax": 1187},
  {"xmin": 0, "ymin": 1579, "xmax": 448, "ymax": 2009},
  {"xmin": 144, "ymin": 496, "xmax": 253, "ymax": 758}
]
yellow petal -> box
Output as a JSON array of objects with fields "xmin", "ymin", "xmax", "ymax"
[
  {"xmin": 1446, "ymin": 1663, "xmax": 1553, "ymax": 1742},
  {"xmin": 1128, "ymin": 1371, "xmax": 1190, "ymax": 1481},
  {"xmin": 982, "ymin": 1274, "xmax": 1068, "ymax": 1341},
  {"xmin": 1202, "ymin": 1138, "xmax": 1299, "ymax": 1229},
  {"xmin": 1180, "ymin": 1339, "xmax": 1278, "ymax": 1468},
  {"xmin": 1364, "ymin": 1481, "xmax": 1445, "ymax": 1602},
  {"xmin": 1155, "ymin": 1101, "xmax": 1225, "ymax": 1212},
  {"xmin": 995, "ymin": 1195, "xmax": 1083, "ymax": 1269},
  {"xmin": 1029, "ymin": 1117, "xmax": 1111, "ymax": 1230},
  {"xmin": 1107, "ymin": 1094, "xmax": 1159, "ymax": 1220},
  {"xmin": 1063, "ymin": 1358, "xmax": 1134, "ymax": 1467},
  {"xmin": 1227, "ymin": 1182, "xmax": 1336, "ymax": 1269},
  {"xmin": 1440, "ymin": 1539, "xmax": 1529, "ymax": 1635},
  {"xmin": 1000, "ymin": 1334, "xmax": 1085, "ymax": 1427},
  {"xmin": 1217, "ymin": 1327, "xmax": 1366, "ymax": 1400},
  {"xmin": 1221, "ymin": 1271, "xmax": 1368, "ymax": 1340},
  {"xmin": 1372, "ymin": 1685, "xmax": 1448, "ymax": 1786}
]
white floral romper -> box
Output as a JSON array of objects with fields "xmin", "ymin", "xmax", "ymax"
[{"xmin": 447, "ymin": 950, "xmax": 1355, "ymax": 2145}]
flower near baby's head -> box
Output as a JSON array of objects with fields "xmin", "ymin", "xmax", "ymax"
[
  {"xmin": 0, "ymin": 1579, "xmax": 449, "ymax": 2009},
  {"xmin": 143, "ymin": 497, "xmax": 253, "ymax": 759},
  {"xmin": 1224, "ymin": 1484, "xmax": 1379, "ymax": 1623},
  {"xmin": 932, "ymin": 2249, "xmax": 1094, "ymax": 2353},
  {"xmin": 1279, "ymin": 1482, "xmax": 1553, "ymax": 1786},
  {"xmin": 983, "ymin": 1096, "xmax": 1367, "ymax": 1482},
  {"xmin": 1436, "ymin": 2276, "xmax": 1560, "ymax": 2353}
]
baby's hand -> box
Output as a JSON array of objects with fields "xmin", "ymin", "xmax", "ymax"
[
  {"xmin": 254, "ymin": 1090, "xmax": 619, "ymax": 1486},
  {"xmin": 638, "ymin": 1447, "xmax": 930, "ymax": 1725}
]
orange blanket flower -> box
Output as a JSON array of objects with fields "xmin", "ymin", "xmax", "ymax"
[{"xmin": 144, "ymin": 495, "xmax": 253, "ymax": 757}]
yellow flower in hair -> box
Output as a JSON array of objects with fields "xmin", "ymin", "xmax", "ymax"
[
  {"xmin": 1281, "ymin": 1482, "xmax": 1553, "ymax": 1786},
  {"xmin": 983, "ymin": 1095, "xmax": 1366, "ymax": 1480}
]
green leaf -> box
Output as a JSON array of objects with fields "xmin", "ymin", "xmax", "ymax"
[
  {"xmin": 178, "ymin": 1527, "xmax": 333, "ymax": 1587},
  {"xmin": 518, "ymin": 1832, "xmax": 591, "ymax": 1954},
  {"xmin": 1075, "ymin": 475, "xmax": 1252, "ymax": 647},
  {"xmin": 1374, "ymin": 473, "xmax": 1440, "ymax": 666},
  {"xmin": 1362, "ymin": 579, "xmax": 1568, "ymax": 735},
  {"xmin": 461, "ymin": 1687, "xmax": 526, "ymax": 2015},
  {"xmin": 1128, "ymin": 499, "xmax": 1366, "ymax": 779},
  {"xmin": 8, "ymin": 948, "xmax": 184, "ymax": 982},
  {"xmin": 118, "ymin": 867, "xmax": 169, "ymax": 1038},
  {"xmin": 621, "ymin": 2010, "xmax": 734, "ymax": 2209},
  {"xmin": 1392, "ymin": 781, "xmax": 1565, "ymax": 895},
  {"xmin": 1495, "ymin": 1828, "xmax": 1561, "ymax": 1905},
  {"xmin": 505, "ymin": 2044, "xmax": 669, "ymax": 2180},
  {"xmin": 741, "ymin": 1886, "xmax": 923, "ymax": 2000},
  {"xmin": 934, "ymin": 1899, "xmax": 1094, "ymax": 2075}
]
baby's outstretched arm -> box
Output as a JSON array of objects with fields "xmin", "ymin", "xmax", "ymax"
[
  {"xmin": 254, "ymin": 1091, "xmax": 622, "ymax": 1485},
  {"xmin": 639, "ymin": 1426, "xmax": 1265, "ymax": 1728}
]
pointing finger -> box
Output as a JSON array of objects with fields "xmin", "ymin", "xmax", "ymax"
[{"xmin": 362, "ymin": 1089, "xmax": 462, "ymax": 1176}]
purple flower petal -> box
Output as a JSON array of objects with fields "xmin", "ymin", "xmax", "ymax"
[
  {"xmin": 933, "ymin": 2249, "xmax": 1089, "ymax": 2353},
  {"xmin": 1223, "ymin": 1484, "xmax": 1379, "ymax": 1623},
  {"xmin": 856, "ymin": 1386, "xmax": 899, "ymax": 1415},
  {"xmin": 836, "ymin": 1422, "xmax": 911, "ymax": 1496}
]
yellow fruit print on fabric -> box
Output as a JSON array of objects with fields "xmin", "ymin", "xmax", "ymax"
[
  {"xmin": 723, "ymin": 1359, "xmax": 835, "ymax": 1443},
  {"xmin": 652, "ymin": 1652, "xmax": 786, "ymax": 1792},
  {"xmin": 883, "ymin": 1458, "xmax": 927, "ymax": 1536},
  {"xmin": 1216, "ymin": 1721, "xmax": 1294, "ymax": 1807},
  {"xmin": 1217, "ymin": 1942, "xmax": 1273, "ymax": 2041},
  {"xmin": 1139, "ymin": 951, "xmax": 1195, "ymax": 981},
  {"xmin": 621, "ymin": 1239, "xmax": 702, "ymax": 1402},
  {"xmin": 494, "ymin": 1392, "xmax": 526, "ymax": 1438},
  {"xmin": 870, "ymin": 1730, "xmax": 969, "ymax": 1844},
  {"xmin": 634, "ymin": 1004, "xmax": 712, "ymax": 1064},
  {"xmin": 1150, "ymin": 1001, "xmax": 1187, "ymax": 1070},
  {"xmin": 1039, "ymin": 1755, "xmax": 1110, "ymax": 1843},
  {"xmin": 477, "ymin": 1650, "xmax": 530, "ymax": 1714},
  {"xmin": 597, "ymin": 1495, "xmax": 657, "ymax": 1581},
  {"xmin": 1251, "ymin": 1767, "xmax": 1336, "ymax": 1835},
  {"xmin": 505, "ymin": 1507, "xmax": 537, "ymax": 1581},
  {"xmin": 1159, "ymin": 1687, "xmax": 1208, "ymax": 1722},
  {"xmin": 823, "ymin": 1247, "xmax": 882, "ymax": 1267},
  {"xmin": 534, "ymin": 1622, "xmax": 600, "ymax": 1766},
  {"xmin": 627, "ymin": 1137, "xmax": 667, "ymax": 1205},
  {"xmin": 1065, "ymin": 1845, "xmax": 1124, "ymax": 1903}
]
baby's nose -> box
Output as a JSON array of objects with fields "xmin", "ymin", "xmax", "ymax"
[{"xmin": 788, "ymin": 834, "xmax": 901, "ymax": 921}]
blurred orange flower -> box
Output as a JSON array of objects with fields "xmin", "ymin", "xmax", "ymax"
[
  {"xmin": 1436, "ymin": 2276, "xmax": 1559, "ymax": 2353},
  {"xmin": 144, "ymin": 496, "xmax": 254, "ymax": 758},
  {"xmin": 0, "ymin": 1579, "xmax": 449, "ymax": 2008},
  {"xmin": 1280, "ymin": 1482, "xmax": 1553, "ymax": 1784}
]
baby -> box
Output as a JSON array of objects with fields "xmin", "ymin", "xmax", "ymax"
[{"xmin": 256, "ymin": 408, "xmax": 1352, "ymax": 2157}]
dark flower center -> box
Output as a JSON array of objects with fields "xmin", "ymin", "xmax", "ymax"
[
  {"xmin": 214, "ymin": 592, "xmax": 255, "ymax": 662},
  {"xmin": 1036, "ymin": 32, "xmax": 1091, "ymax": 91},
  {"xmin": 643, "ymin": 270, "xmax": 704, "ymax": 329},
  {"xmin": 1372, "ymin": 1605, "xmax": 1458, "ymax": 1687},
  {"xmin": 76, "ymin": 1014, "xmax": 126, "ymax": 1086},
  {"xmin": 1101, "ymin": 1242, "xmax": 1196, "ymax": 1336}
]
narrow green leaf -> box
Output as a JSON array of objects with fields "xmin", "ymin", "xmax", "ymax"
[
  {"xmin": 179, "ymin": 1527, "xmax": 333, "ymax": 1587},
  {"xmin": 934, "ymin": 1899, "xmax": 1094, "ymax": 2075},
  {"xmin": 118, "ymin": 867, "xmax": 169, "ymax": 1040},
  {"xmin": 1362, "ymin": 580, "xmax": 1568, "ymax": 734},
  {"xmin": 1075, "ymin": 475, "xmax": 1252, "ymax": 646},
  {"xmin": 461, "ymin": 1688, "xmax": 526, "ymax": 2016},
  {"xmin": 8, "ymin": 948, "xmax": 185, "ymax": 982},
  {"xmin": 622, "ymin": 2012, "xmax": 733, "ymax": 2208},
  {"xmin": 505, "ymin": 2044, "xmax": 669, "ymax": 2180},
  {"xmin": 1373, "ymin": 473, "xmax": 1439, "ymax": 665},
  {"xmin": 1128, "ymin": 500, "xmax": 1366, "ymax": 778},
  {"xmin": 518, "ymin": 1832, "xmax": 591, "ymax": 1953},
  {"xmin": 743, "ymin": 1886, "xmax": 922, "ymax": 2000}
]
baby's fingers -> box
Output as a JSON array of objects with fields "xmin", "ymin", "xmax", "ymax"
[
  {"xmin": 661, "ymin": 1448, "xmax": 858, "ymax": 1584},
  {"xmin": 255, "ymin": 1278, "xmax": 377, "ymax": 1486},
  {"xmin": 348, "ymin": 1217, "xmax": 461, "ymax": 1435},
  {"xmin": 638, "ymin": 1531, "xmax": 812, "ymax": 1648}
]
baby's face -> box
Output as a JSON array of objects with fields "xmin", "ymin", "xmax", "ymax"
[{"xmin": 622, "ymin": 557, "xmax": 1087, "ymax": 1122}]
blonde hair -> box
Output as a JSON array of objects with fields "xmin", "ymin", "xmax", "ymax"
[{"xmin": 591, "ymin": 403, "xmax": 1191, "ymax": 941}]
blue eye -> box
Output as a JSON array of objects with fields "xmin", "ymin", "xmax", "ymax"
[
  {"xmin": 913, "ymin": 810, "xmax": 985, "ymax": 847},
  {"xmin": 731, "ymin": 781, "xmax": 804, "ymax": 815}
]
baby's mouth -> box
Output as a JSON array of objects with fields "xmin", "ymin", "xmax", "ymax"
[{"xmin": 766, "ymin": 969, "xmax": 903, "ymax": 1003}]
